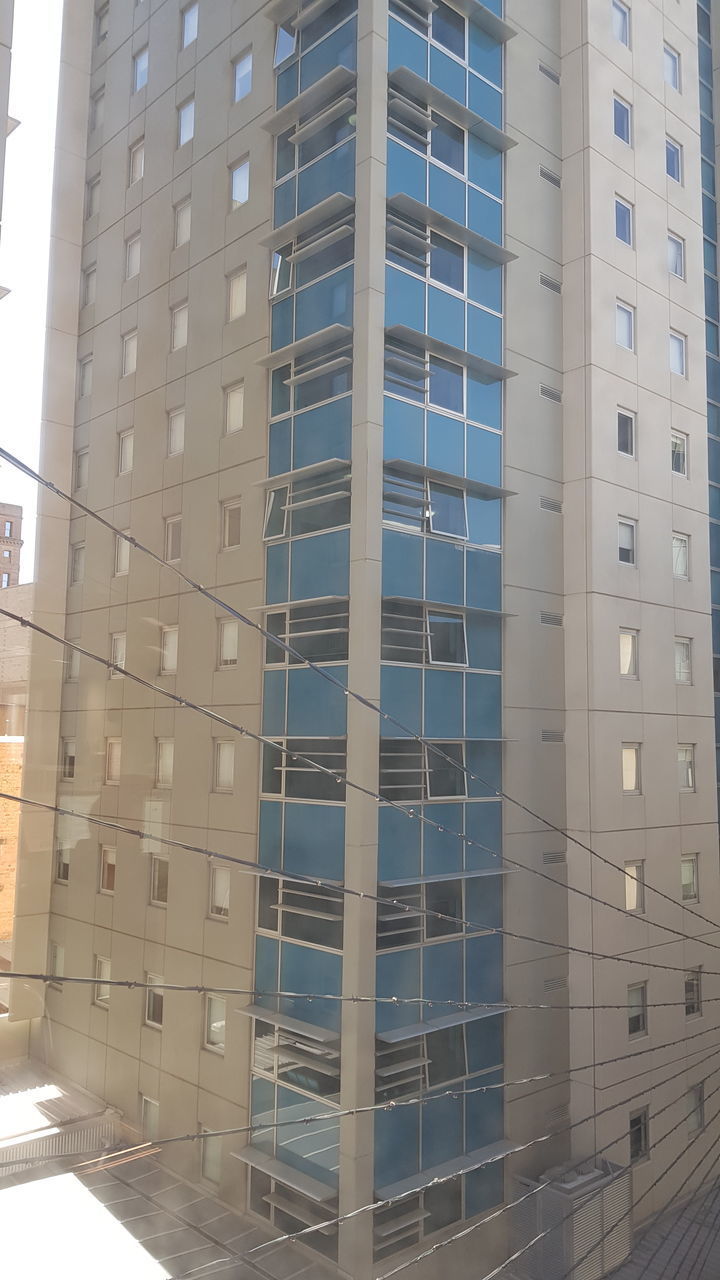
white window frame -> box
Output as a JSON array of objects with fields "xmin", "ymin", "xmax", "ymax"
[
  {"xmin": 616, "ymin": 301, "xmax": 635, "ymax": 350},
  {"xmin": 685, "ymin": 968, "xmax": 702, "ymax": 1017},
  {"xmin": 218, "ymin": 619, "xmax": 239, "ymax": 667},
  {"xmin": 118, "ymin": 429, "xmax": 134, "ymax": 474},
  {"xmin": 209, "ymin": 864, "xmax": 230, "ymax": 919},
  {"xmin": 231, "ymin": 158, "xmax": 250, "ymax": 209},
  {"xmin": 78, "ymin": 356, "xmax": 93, "ymax": 398},
  {"xmin": 678, "ymin": 744, "xmax": 695, "ymax": 792},
  {"xmin": 181, "ymin": 1, "xmax": 199, "ymax": 48},
  {"xmin": 115, "ymin": 532, "xmax": 130, "ymax": 576},
  {"xmin": 70, "ymin": 543, "xmax": 85, "ymax": 585},
  {"xmin": 129, "ymin": 138, "xmax": 145, "ymax": 185},
  {"xmin": 668, "ymin": 233, "xmax": 685, "ymax": 279},
  {"xmin": 94, "ymin": 956, "xmax": 111, "ymax": 1005},
  {"xmin": 150, "ymin": 854, "xmax": 169, "ymax": 906},
  {"xmin": 613, "ymin": 94, "xmax": 632, "ymax": 144},
  {"xmin": 125, "ymin": 234, "xmax": 141, "ymax": 280},
  {"xmin": 155, "ymin": 738, "xmax": 174, "ymax": 789},
  {"xmin": 664, "ymin": 43, "xmax": 681, "ymax": 92},
  {"xmin": 615, "ymin": 196, "xmax": 633, "ymax": 246},
  {"xmin": 619, "ymin": 628, "xmax": 638, "ymax": 678},
  {"xmin": 174, "ymin": 199, "xmax": 191, "ymax": 247},
  {"xmin": 160, "ymin": 626, "xmax": 179, "ymax": 674},
  {"xmin": 110, "ymin": 631, "xmax": 126, "ymax": 676},
  {"xmin": 49, "ymin": 942, "xmax": 65, "ymax": 988},
  {"xmin": 204, "ymin": 994, "xmax": 226, "ymax": 1053},
  {"xmin": 624, "ymin": 861, "xmax": 645, "ymax": 913},
  {"xmin": 105, "ymin": 737, "xmax": 122, "ymax": 784},
  {"xmin": 618, "ymin": 518, "xmax": 637, "ymax": 565},
  {"xmin": 225, "ymin": 382, "xmax": 245, "ymax": 433},
  {"xmin": 171, "ymin": 302, "xmax": 189, "ymax": 351},
  {"xmin": 214, "ymin": 741, "xmax": 235, "ymax": 792},
  {"xmin": 145, "ymin": 975, "xmax": 164, "ymax": 1028},
  {"xmin": 122, "ymin": 330, "xmax": 138, "ymax": 376},
  {"xmin": 627, "ymin": 981, "xmax": 648, "ymax": 1037},
  {"xmin": 90, "ymin": 89, "xmax": 105, "ymax": 133},
  {"xmin": 672, "ymin": 532, "xmax": 690, "ymax": 579},
  {"xmin": 168, "ymin": 408, "xmax": 185, "ymax": 456},
  {"xmin": 674, "ymin": 637, "xmax": 692, "ymax": 684},
  {"xmin": 82, "ymin": 266, "xmax": 96, "ymax": 308},
  {"xmin": 688, "ymin": 1083, "xmax": 704, "ymax": 1134},
  {"xmin": 671, "ymin": 430, "xmax": 688, "ymax": 476},
  {"xmin": 233, "ymin": 49, "xmax": 252, "ymax": 102},
  {"xmin": 133, "ymin": 46, "xmax": 149, "ymax": 93},
  {"xmin": 165, "ymin": 517, "xmax": 182, "ymax": 562},
  {"xmin": 99, "ymin": 845, "xmax": 116, "ymax": 894},
  {"xmin": 669, "ymin": 330, "xmax": 687, "ymax": 376},
  {"xmin": 612, "ymin": 0, "xmax": 630, "ymax": 47},
  {"xmin": 61, "ymin": 738, "xmax": 76, "ymax": 780},
  {"xmin": 228, "ymin": 267, "xmax": 247, "ymax": 321},
  {"xmin": 682, "ymin": 855, "xmax": 699, "ymax": 902},
  {"xmin": 666, "ymin": 136, "xmax": 683, "ymax": 182},
  {"xmin": 141, "ymin": 1095, "xmax": 160, "ymax": 1140},
  {"xmin": 200, "ymin": 1127, "xmax": 222, "ymax": 1183},
  {"xmin": 86, "ymin": 177, "xmax": 100, "ymax": 220},
  {"xmin": 178, "ymin": 98, "xmax": 195, "ymax": 148},
  {"xmin": 55, "ymin": 843, "xmax": 70, "ymax": 883},
  {"xmin": 622, "ymin": 743, "xmax": 641, "ymax": 794},
  {"xmin": 222, "ymin": 501, "xmax": 242, "ymax": 549}
]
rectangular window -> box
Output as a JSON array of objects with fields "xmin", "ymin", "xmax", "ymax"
[
  {"xmin": 70, "ymin": 543, "xmax": 85, "ymax": 584},
  {"xmin": 133, "ymin": 47, "xmax": 149, "ymax": 93},
  {"xmin": 118, "ymin": 430, "xmax": 134, "ymax": 474},
  {"xmin": 160, "ymin": 626, "xmax": 178, "ymax": 674},
  {"xmin": 666, "ymin": 137, "xmax": 682, "ymax": 182},
  {"xmin": 688, "ymin": 1084, "xmax": 704, "ymax": 1134},
  {"xmin": 90, "ymin": 90, "xmax": 105, "ymax": 133},
  {"xmin": 110, "ymin": 631, "xmax": 126, "ymax": 676},
  {"xmin": 228, "ymin": 268, "xmax": 247, "ymax": 321},
  {"xmin": 145, "ymin": 974, "xmax": 164, "ymax": 1027},
  {"xmin": 231, "ymin": 159, "xmax": 250, "ymax": 209},
  {"xmin": 619, "ymin": 628, "xmax": 638, "ymax": 677},
  {"xmin": 115, "ymin": 533, "xmax": 130, "ymax": 576},
  {"xmin": 178, "ymin": 99, "xmax": 195, "ymax": 147},
  {"xmin": 82, "ymin": 266, "xmax": 96, "ymax": 307},
  {"xmin": 274, "ymin": 24, "xmax": 296, "ymax": 67},
  {"xmin": 613, "ymin": 95, "xmax": 632, "ymax": 144},
  {"xmin": 624, "ymin": 862, "xmax": 645, "ymax": 912},
  {"xmin": 99, "ymin": 846, "xmax": 116, "ymax": 893},
  {"xmin": 668, "ymin": 234, "xmax": 685, "ymax": 278},
  {"xmin": 204, "ymin": 994, "xmax": 226, "ymax": 1052},
  {"xmin": 685, "ymin": 968, "xmax": 702, "ymax": 1016},
  {"xmin": 95, "ymin": 4, "xmax": 109, "ymax": 44},
  {"xmin": 95, "ymin": 956, "xmax": 111, "ymax": 1004},
  {"xmin": 622, "ymin": 743, "xmax": 641, "ymax": 794},
  {"xmin": 678, "ymin": 745, "xmax": 695, "ymax": 791},
  {"xmin": 209, "ymin": 864, "xmax": 230, "ymax": 918},
  {"xmin": 65, "ymin": 648, "xmax": 81, "ymax": 682},
  {"xmin": 669, "ymin": 330, "xmax": 686, "ymax": 375},
  {"xmin": 155, "ymin": 739, "xmax": 174, "ymax": 788},
  {"xmin": 61, "ymin": 738, "xmax": 76, "ymax": 780},
  {"xmin": 672, "ymin": 532, "xmax": 689, "ymax": 578},
  {"xmin": 618, "ymin": 518, "xmax": 636, "ymax": 565},
  {"xmin": 617, "ymin": 409, "xmax": 635, "ymax": 456},
  {"xmin": 122, "ymin": 331, "xmax": 138, "ymax": 376},
  {"xmin": 675, "ymin": 637, "xmax": 692, "ymax": 684},
  {"xmin": 125, "ymin": 234, "xmax": 141, "ymax": 280},
  {"xmin": 628, "ymin": 982, "xmax": 647, "ymax": 1036},
  {"xmin": 612, "ymin": 0, "xmax": 630, "ymax": 46},
  {"xmin": 616, "ymin": 302, "xmax": 635, "ymax": 349},
  {"xmin": 427, "ymin": 611, "xmax": 467, "ymax": 665},
  {"xmin": 222, "ymin": 502, "xmax": 242, "ymax": 549},
  {"xmin": 55, "ymin": 843, "xmax": 70, "ymax": 883},
  {"xmin": 218, "ymin": 619, "xmax": 239, "ymax": 667},
  {"xmin": 168, "ymin": 408, "xmax": 185, "ymax": 455},
  {"xmin": 214, "ymin": 741, "xmax": 235, "ymax": 792},
  {"xmin": 106, "ymin": 738, "xmax": 121, "ymax": 784},
  {"xmin": 86, "ymin": 178, "xmax": 100, "ymax": 219},
  {"xmin": 129, "ymin": 139, "xmax": 145, "ymax": 184},
  {"xmin": 150, "ymin": 855, "xmax": 169, "ymax": 905},
  {"xmin": 671, "ymin": 431, "xmax": 688, "ymax": 475},
  {"xmin": 432, "ymin": 1, "xmax": 465, "ymax": 56},
  {"xmin": 166, "ymin": 517, "xmax": 182, "ymax": 562},
  {"xmin": 171, "ymin": 303, "xmax": 189, "ymax": 350},
  {"xmin": 181, "ymin": 2, "xmax": 198, "ymax": 48},
  {"xmin": 174, "ymin": 199, "xmax": 191, "ymax": 247},
  {"xmin": 1, "ymin": 573, "xmax": 9, "ymax": 588},
  {"xmin": 78, "ymin": 356, "xmax": 93, "ymax": 397},
  {"xmin": 234, "ymin": 51, "xmax": 252, "ymax": 102},
  {"xmin": 682, "ymin": 855, "xmax": 699, "ymax": 902},
  {"xmin": 664, "ymin": 44, "xmax": 680, "ymax": 91},
  {"xmin": 200, "ymin": 1128, "xmax": 222, "ymax": 1183},
  {"xmin": 49, "ymin": 942, "xmax": 65, "ymax": 987},
  {"xmin": 630, "ymin": 1107, "xmax": 649, "ymax": 1162},
  {"xmin": 431, "ymin": 112, "xmax": 465, "ymax": 174},
  {"xmin": 141, "ymin": 1096, "xmax": 159, "ymax": 1141},
  {"xmin": 225, "ymin": 383, "xmax": 244, "ymax": 433},
  {"xmin": 615, "ymin": 197, "xmax": 633, "ymax": 245}
]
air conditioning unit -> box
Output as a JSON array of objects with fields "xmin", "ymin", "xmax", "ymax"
[{"xmin": 513, "ymin": 1160, "xmax": 632, "ymax": 1280}]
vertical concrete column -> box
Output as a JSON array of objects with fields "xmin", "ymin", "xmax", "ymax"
[{"xmin": 338, "ymin": 1, "xmax": 388, "ymax": 1275}]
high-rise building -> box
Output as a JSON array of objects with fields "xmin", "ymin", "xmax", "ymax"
[
  {"xmin": 0, "ymin": 502, "xmax": 22, "ymax": 588},
  {"xmin": 11, "ymin": 0, "xmax": 720, "ymax": 1275}
]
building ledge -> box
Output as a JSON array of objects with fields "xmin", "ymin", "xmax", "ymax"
[
  {"xmin": 386, "ymin": 323, "xmax": 515, "ymax": 382},
  {"xmin": 263, "ymin": 66, "xmax": 356, "ymax": 136},
  {"xmin": 389, "ymin": 66, "xmax": 516, "ymax": 151},
  {"xmin": 257, "ymin": 323, "xmax": 352, "ymax": 369},
  {"xmin": 259, "ymin": 192, "xmax": 354, "ymax": 248},
  {"xmin": 449, "ymin": 0, "xmax": 516, "ymax": 42},
  {"xmin": 385, "ymin": 457, "xmax": 514, "ymax": 500},
  {"xmin": 232, "ymin": 1145, "xmax": 336, "ymax": 1203},
  {"xmin": 377, "ymin": 1004, "xmax": 508, "ymax": 1044},
  {"xmin": 377, "ymin": 1138, "xmax": 516, "ymax": 1200},
  {"xmin": 388, "ymin": 192, "xmax": 515, "ymax": 264},
  {"xmin": 380, "ymin": 867, "xmax": 516, "ymax": 886},
  {"xmin": 237, "ymin": 1002, "xmax": 337, "ymax": 1043}
]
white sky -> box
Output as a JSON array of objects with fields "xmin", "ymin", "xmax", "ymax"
[{"xmin": 0, "ymin": 0, "xmax": 63, "ymax": 582}]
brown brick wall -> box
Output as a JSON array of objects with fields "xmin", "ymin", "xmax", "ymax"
[{"xmin": 0, "ymin": 740, "xmax": 22, "ymax": 940}]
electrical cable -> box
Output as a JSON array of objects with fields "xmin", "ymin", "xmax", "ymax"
[
  {"xmin": 650, "ymin": 1158, "xmax": 720, "ymax": 1280},
  {"xmin": 5, "ymin": 445, "xmax": 720, "ymax": 943},
  {"xmin": 690, "ymin": 1178, "xmax": 720, "ymax": 1280}
]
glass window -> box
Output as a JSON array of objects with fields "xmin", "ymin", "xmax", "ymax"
[
  {"xmin": 431, "ymin": 113, "xmax": 465, "ymax": 174},
  {"xmin": 122, "ymin": 331, "xmax": 137, "ymax": 376},
  {"xmin": 205, "ymin": 995, "xmax": 226, "ymax": 1051},
  {"xmin": 106, "ymin": 738, "xmax": 121, "ymax": 783},
  {"xmin": 156, "ymin": 739, "xmax": 174, "ymax": 788},
  {"xmin": 178, "ymin": 99, "xmax": 195, "ymax": 147},
  {"xmin": 672, "ymin": 532, "xmax": 689, "ymax": 578},
  {"xmin": 65, "ymin": 648, "xmax": 81, "ymax": 681},
  {"xmin": 166, "ymin": 517, "xmax": 182, "ymax": 562},
  {"xmin": 617, "ymin": 409, "xmax": 635, "ymax": 455},
  {"xmin": 150, "ymin": 855, "xmax": 169, "ymax": 905},
  {"xmin": 181, "ymin": 2, "xmax": 198, "ymax": 48},
  {"xmin": 214, "ymin": 741, "xmax": 235, "ymax": 791},
  {"xmin": 432, "ymin": 2, "xmax": 465, "ymax": 58},
  {"xmin": 668, "ymin": 233, "xmax": 685, "ymax": 277},
  {"xmin": 669, "ymin": 330, "xmax": 686, "ymax": 375},
  {"xmin": 678, "ymin": 745, "xmax": 695, "ymax": 791},
  {"xmin": 685, "ymin": 968, "xmax": 702, "ymax": 1016},
  {"xmin": 231, "ymin": 159, "xmax": 250, "ymax": 208},
  {"xmin": 274, "ymin": 24, "xmax": 297, "ymax": 67},
  {"xmin": 141, "ymin": 1096, "xmax": 159, "ymax": 1140},
  {"xmin": 55, "ymin": 844, "xmax": 70, "ymax": 883},
  {"xmin": 78, "ymin": 356, "xmax": 93, "ymax": 397},
  {"xmin": 82, "ymin": 267, "xmax": 96, "ymax": 307},
  {"xmin": 630, "ymin": 1107, "xmax": 649, "ymax": 1162},
  {"xmin": 175, "ymin": 199, "xmax": 191, "ymax": 247},
  {"xmin": 427, "ymin": 611, "xmax": 467, "ymax": 665},
  {"xmin": 86, "ymin": 177, "xmax": 100, "ymax": 219},
  {"xmin": 234, "ymin": 50, "xmax": 252, "ymax": 102},
  {"xmin": 70, "ymin": 543, "xmax": 85, "ymax": 584},
  {"xmin": 133, "ymin": 47, "xmax": 149, "ymax": 93},
  {"xmin": 270, "ymin": 246, "xmax": 293, "ymax": 297},
  {"xmin": 429, "ymin": 356, "xmax": 463, "ymax": 413},
  {"xmin": 110, "ymin": 631, "xmax": 126, "ymax": 676},
  {"xmin": 168, "ymin": 408, "xmax": 185, "ymax": 455},
  {"xmin": 145, "ymin": 974, "xmax": 164, "ymax": 1026},
  {"xmin": 160, "ymin": 626, "xmax": 178, "ymax": 674},
  {"xmin": 100, "ymin": 846, "xmax": 116, "ymax": 893},
  {"xmin": 95, "ymin": 4, "xmax": 109, "ymax": 45},
  {"xmin": 210, "ymin": 864, "xmax": 230, "ymax": 918},
  {"xmin": 428, "ymin": 482, "xmax": 467, "ymax": 538},
  {"xmin": 674, "ymin": 637, "xmax": 692, "ymax": 684},
  {"xmin": 49, "ymin": 941, "xmax": 65, "ymax": 986},
  {"xmin": 118, "ymin": 430, "xmax": 134, "ymax": 474},
  {"xmin": 612, "ymin": 0, "xmax": 630, "ymax": 46},
  {"xmin": 171, "ymin": 303, "xmax": 189, "ymax": 350},
  {"xmin": 613, "ymin": 95, "xmax": 631, "ymax": 144},
  {"xmin": 219, "ymin": 619, "xmax": 239, "ymax": 667},
  {"xmin": 226, "ymin": 383, "xmax": 245, "ymax": 432},
  {"xmin": 222, "ymin": 502, "xmax": 242, "ymax": 548},
  {"xmin": 664, "ymin": 44, "xmax": 680, "ymax": 91},
  {"xmin": 125, "ymin": 234, "xmax": 141, "ymax": 279},
  {"xmin": 90, "ymin": 90, "xmax": 105, "ymax": 132},
  {"xmin": 200, "ymin": 1128, "xmax": 222, "ymax": 1182},
  {"xmin": 616, "ymin": 302, "xmax": 634, "ymax": 349},
  {"xmin": 624, "ymin": 862, "xmax": 644, "ymax": 912},
  {"xmin": 681, "ymin": 855, "xmax": 699, "ymax": 902},
  {"xmin": 228, "ymin": 267, "xmax": 247, "ymax": 320},
  {"xmin": 618, "ymin": 519, "xmax": 636, "ymax": 564},
  {"xmin": 671, "ymin": 431, "xmax": 687, "ymax": 475},
  {"xmin": 666, "ymin": 137, "xmax": 682, "ymax": 181},
  {"xmin": 129, "ymin": 139, "xmax": 145, "ymax": 184},
  {"xmin": 619, "ymin": 628, "xmax": 638, "ymax": 677},
  {"xmin": 688, "ymin": 1084, "xmax": 704, "ymax": 1134},
  {"xmin": 627, "ymin": 982, "xmax": 647, "ymax": 1035},
  {"xmin": 429, "ymin": 232, "xmax": 464, "ymax": 292},
  {"xmin": 615, "ymin": 197, "xmax": 633, "ymax": 245},
  {"xmin": 61, "ymin": 738, "xmax": 76, "ymax": 779},
  {"xmin": 622, "ymin": 743, "xmax": 641, "ymax": 793},
  {"xmin": 115, "ymin": 532, "xmax": 130, "ymax": 575},
  {"xmin": 95, "ymin": 956, "xmax": 111, "ymax": 1004}
]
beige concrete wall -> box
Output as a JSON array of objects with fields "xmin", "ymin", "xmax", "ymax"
[{"xmin": 0, "ymin": 0, "xmax": 13, "ymax": 232}]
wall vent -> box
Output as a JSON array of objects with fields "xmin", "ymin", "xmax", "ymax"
[
  {"xmin": 543, "ymin": 851, "xmax": 567, "ymax": 866},
  {"xmin": 540, "ymin": 496, "xmax": 562, "ymax": 513},
  {"xmin": 544, "ymin": 976, "xmax": 568, "ymax": 993},
  {"xmin": 539, "ymin": 273, "xmax": 562, "ymax": 294},
  {"xmin": 540, "ymin": 611, "xmax": 563, "ymax": 627},
  {"xmin": 539, "ymin": 62, "xmax": 561, "ymax": 84},
  {"xmin": 540, "ymin": 165, "xmax": 561, "ymax": 188},
  {"xmin": 547, "ymin": 1105, "xmax": 571, "ymax": 1129},
  {"xmin": 541, "ymin": 729, "xmax": 564, "ymax": 743},
  {"xmin": 540, "ymin": 384, "xmax": 562, "ymax": 403}
]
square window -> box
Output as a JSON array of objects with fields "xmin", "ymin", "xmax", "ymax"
[
  {"xmin": 168, "ymin": 408, "xmax": 185, "ymax": 455},
  {"xmin": 141, "ymin": 1096, "xmax": 159, "ymax": 1140},
  {"xmin": 615, "ymin": 198, "xmax": 633, "ymax": 245},
  {"xmin": 228, "ymin": 267, "xmax": 247, "ymax": 320},
  {"xmin": 219, "ymin": 619, "xmax": 239, "ymax": 667},
  {"xmin": 622, "ymin": 743, "xmax": 641, "ymax": 794},
  {"xmin": 234, "ymin": 51, "xmax": 252, "ymax": 102},
  {"xmin": 222, "ymin": 501, "xmax": 242, "ymax": 548},
  {"xmin": 672, "ymin": 532, "xmax": 689, "ymax": 578},
  {"xmin": 74, "ymin": 450, "xmax": 89, "ymax": 490},
  {"xmin": 181, "ymin": 2, "xmax": 198, "ymax": 48},
  {"xmin": 150, "ymin": 855, "xmax": 169, "ymax": 905},
  {"xmin": 618, "ymin": 518, "xmax": 636, "ymax": 565},
  {"xmin": 55, "ymin": 843, "xmax": 70, "ymax": 883},
  {"xmin": 82, "ymin": 267, "xmax": 96, "ymax": 307},
  {"xmin": 674, "ymin": 637, "xmax": 692, "ymax": 684},
  {"xmin": 666, "ymin": 137, "xmax": 682, "ymax": 182},
  {"xmin": 671, "ymin": 431, "xmax": 687, "ymax": 475},
  {"xmin": 95, "ymin": 956, "xmax": 111, "ymax": 1004},
  {"xmin": 613, "ymin": 95, "xmax": 632, "ymax": 144},
  {"xmin": 129, "ymin": 139, "xmax": 145, "ymax": 184},
  {"xmin": 214, "ymin": 741, "xmax": 235, "ymax": 791},
  {"xmin": 78, "ymin": 356, "xmax": 93, "ymax": 398},
  {"xmin": 125, "ymin": 234, "xmax": 141, "ymax": 279},
  {"xmin": 70, "ymin": 543, "xmax": 85, "ymax": 584},
  {"xmin": 619, "ymin": 628, "xmax": 638, "ymax": 677},
  {"xmin": 612, "ymin": 0, "xmax": 630, "ymax": 46},
  {"xmin": 668, "ymin": 233, "xmax": 685, "ymax": 278},
  {"xmin": 61, "ymin": 738, "xmax": 76, "ymax": 780},
  {"xmin": 628, "ymin": 982, "xmax": 647, "ymax": 1035},
  {"xmin": 174, "ymin": 199, "xmax": 191, "ymax": 247},
  {"xmin": 624, "ymin": 861, "xmax": 644, "ymax": 912},
  {"xmin": 685, "ymin": 968, "xmax": 702, "ymax": 1016},
  {"xmin": 617, "ymin": 409, "xmax": 635, "ymax": 456},
  {"xmin": 171, "ymin": 303, "xmax": 189, "ymax": 350},
  {"xmin": 682, "ymin": 855, "xmax": 699, "ymax": 902},
  {"xmin": 122, "ymin": 331, "xmax": 137, "ymax": 376},
  {"xmin": 110, "ymin": 631, "xmax": 126, "ymax": 676},
  {"xmin": 115, "ymin": 533, "xmax": 130, "ymax": 575},
  {"xmin": 669, "ymin": 330, "xmax": 686, "ymax": 375},
  {"xmin": 178, "ymin": 99, "xmax": 195, "ymax": 147},
  {"xmin": 160, "ymin": 626, "xmax": 178, "ymax": 674},
  {"xmin": 100, "ymin": 845, "xmax": 116, "ymax": 893},
  {"xmin": 118, "ymin": 430, "xmax": 134, "ymax": 474},
  {"xmin": 231, "ymin": 159, "xmax": 250, "ymax": 209},
  {"xmin": 145, "ymin": 974, "xmax": 164, "ymax": 1027},
  {"xmin": 133, "ymin": 47, "xmax": 149, "ymax": 93},
  {"xmin": 209, "ymin": 864, "xmax": 230, "ymax": 918},
  {"xmin": 688, "ymin": 1084, "xmax": 704, "ymax": 1134},
  {"xmin": 664, "ymin": 44, "xmax": 680, "ymax": 91},
  {"xmin": 86, "ymin": 177, "xmax": 100, "ymax": 219},
  {"xmin": 616, "ymin": 302, "xmax": 635, "ymax": 350},
  {"xmin": 156, "ymin": 738, "xmax": 174, "ymax": 788},
  {"xmin": 205, "ymin": 994, "xmax": 226, "ymax": 1051},
  {"xmin": 165, "ymin": 517, "xmax": 182, "ymax": 562},
  {"xmin": 106, "ymin": 738, "xmax": 121, "ymax": 783},
  {"xmin": 678, "ymin": 744, "xmax": 695, "ymax": 791},
  {"xmin": 630, "ymin": 1107, "xmax": 649, "ymax": 1162},
  {"xmin": 225, "ymin": 382, "xmax": 245, "ymax": 433}
]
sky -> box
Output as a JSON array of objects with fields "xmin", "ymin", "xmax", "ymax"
[{"xmin": 0, "ymin": 0, "xmax": 63, "ymax": 582}]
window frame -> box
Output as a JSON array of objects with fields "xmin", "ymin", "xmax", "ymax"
[
  {"xmin": 613, "ymin": 94, "xmax": 632, "ymax": 145},
  {"xmin": 678, "ymin": 744, "xmax": 696, "ymax": 792},
  {"xmin": 685, "ymin": 968, "xmax": 702, "ymax": 1017},
  {"xmin": 122, "ymin": 330, "xmax": 138, "ymax": 377},
  {"xmin": 671, "ymin": 430, "xmax": 688, "ymax": 476},
  {"xmin": 618, "ymin": 518, "xmax": 637, "ymax": 565},
  {"xmin": 94, "ymin": 955, "xmax": 111, "ymax": 1005},
  {"xmin": 105, "ymin": 737, "xmax": 121, "ymax": 784},
  {"xmin": 125, "ymin": 234, "xmax": 141, "ymax": 280},
  {"xmin": 669, "ymin": 329, "xmax": 687, "ymax": 376},
  {"xmin": 666, "ymin": 136, "xmax": 683, "ymax": 183},
  {"xmin": 615, "ymin": 301, "xmax": 635, "ymax": 350},
  {"xmin": 99, "ymin": 845, "xmax": 116, "ymax": 894},
  {"xmin": 674, "ymin": 636, "xmax": 692, "ymax": 685},
  {"xmin": 228, "ymin": 267, "xmax": 247, "ymax": 321},
  {"xmin": 222, "ymin": 501, "xmax": 242, "ymax": 549},
  {"xmin": 218, "ymin": 619, "xmax": 239, "ymax": 668},
  {"xmin": 114, "ymin": 532, "xmax": 130, "ymax": 576},
  {"xmin": 687, "ymin": 1083, "xmax": 705, "ymax": 1135},
  {"xmin": 617, "ymin": 409, "xmax": 635, "ymax": 457},
  {"xmin": 174, "ymin": 199, "xmax": 191, "ymax": 247},
  {"xmin": 171, "ymin": 302, "xmax": 189, "ymax": 351},
  {"xmin": 160, "ymin": 626, "xmax": 179, "ymax": 675},
  {"xmin": 141, "ymin": 1095, "xmax": 160, "ymax": 1140},
  {"xmin": 619, "ymin": 628, "xmax": 638, "ymax": 678},
  {"xmin": 145, "ymin": 974, "xmax": 164, "ymax": 1028},
  {"xmin": 209, "ymin": 864, "xmax": 230, "ymax": 919},
  {"xmin": 233, "ymin": 49, "xmax": 252, "ymax": 102},
  {"xmin": 213, "ymin": 740, "xmax": 235, "ymax": 793},
  {"xmin": 70, "ymin": 543, "xmax": 85, "ymax": 585},
  {"xmin": 629, "ymin": 1106, "xmax": 649, "ymax": 1163},
  {"xmin": 664, "ymin": 43, "xmax": 681, "ymax": 92},
  {"xmin": 165, "ymin": 517, "xmax": 182, "ymax": 563},
  {"xmin": 168, "ymin": 408, "xmax": 185, "ymax": 456},
  {"xmin": 681, "ymin": 854, "xmax": 699, "ymax": 903},
  {"xmin": 204, "ymin": 994, "xmax": 226, "ymax": 1053},
  {"xmin": 624, "ymin": 861, "xmax": 645, "ymax": 913},
  {"xmin": 55, "ymin": 842, "xmax": 70, "ymax": 884},
  {"xmin": 110, "ymin": 631, "xmax": 126, "ymax": 677},
  {"xmin": 231, "ymin": 158, "xmax": 250, "ymax": 210},
  {"xmin": 611, "ymin": 0, "xmax": 630, "ymax": 47},
  {"xmin": 85, "ymin": 177, "xmax": 100, "ymax": 220},
  {"xmin": 177, "ymin": 98, "xmax": 195, "ymax": 148},
  {"xmin": 667, "ymin": 233, "xmax": 685, "ymax": 279},
  {"xmin": 128, "ymin": 138, "xmax": 145, "ymax": 185},
  {"xmin": 225, "ymin": 381, "xmax": 245, "ymax": 433},
  {"xmin": 155, "ymin": 738, "xmax": 175, "ymax": 789},
  {"xmin": 621, "ymin": 742, "xmax": 641, "ymax": 794},
  {"xmin": 133, "ymin": 46, "xmax": 149, "ymax": 94},
  {"xmin": 78, "ymin": 355, "xmax": 93, "ymax": 398},
  {"xmin": 615, "ymin": 196, "xmax": 633, "ymax": 246},
  {"xmin": 672, "ymin": 531, "xmax": 690, "ymax": 579},
  {"xmin": 181, "ymin": 1, "xmax": 199, "ymax": 48},
  {"xmin": 118, "ymin": 429, "xmax": 134, "ymax": 474},
  {"xmin": 627, "ymin": 981, "xmax": 648, "ymax": 1037},
  {"xmin": 150, "ymin": 854, "xmax": 169, "ymax": 906}
]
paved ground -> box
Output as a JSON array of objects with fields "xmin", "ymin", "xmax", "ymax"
[{"xmin": 608, "ymin": 1184, "xmax": 720, "ymax": 1280}]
